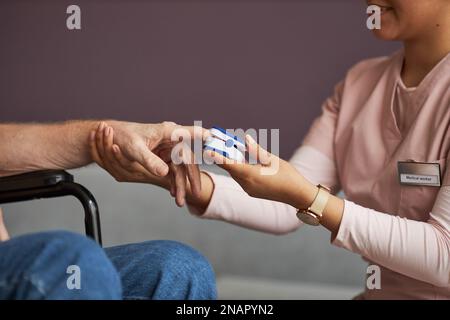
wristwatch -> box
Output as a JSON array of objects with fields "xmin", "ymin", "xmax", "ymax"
[{"xmin": 296, "ymin": 184, "xmax": 331, "ymax": 226}]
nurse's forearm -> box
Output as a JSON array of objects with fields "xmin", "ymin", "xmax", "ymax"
[
  {"xmin": 0, "ymin": 121, "xmax": 99, "ymax": 177},
  {"xmin": 187, "ymin": 171, "xmax": 302, "ymax": 234}
]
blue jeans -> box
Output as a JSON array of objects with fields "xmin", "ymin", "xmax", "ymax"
[{"xmin": 0, "ymin": 230, "xmax": 217, "ymax": 300}]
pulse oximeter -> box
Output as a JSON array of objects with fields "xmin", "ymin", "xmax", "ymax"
[{"xmin": 203, "ymin": 126, "xmax": 246, "ymax": 162}]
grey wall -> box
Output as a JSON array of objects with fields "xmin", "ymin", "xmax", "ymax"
[{"xmin": 0, "ymin": 0, "xmax": 399, "ymax": 158}]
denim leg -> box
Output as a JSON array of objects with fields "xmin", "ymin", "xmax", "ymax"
[
  {"xmin": 105, "ymin": 240, "xmax": 217, "ymax": 300},
  {"xmin": 0, "ymin": 230, "xmax": 122, "ymax": 300}
]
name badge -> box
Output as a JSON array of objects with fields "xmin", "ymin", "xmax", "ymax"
[{"xmin": 397, "ymin": 161, "xmax": 441, "ymax": 187}]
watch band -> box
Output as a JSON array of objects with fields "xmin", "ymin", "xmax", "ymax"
[
  {"xmin": 297, "ymin": 184, "xmax": 330, "ymax": 225},
  {"xmin": 309, "ymin": 184, "xmax": 330, "ymax": 219}
]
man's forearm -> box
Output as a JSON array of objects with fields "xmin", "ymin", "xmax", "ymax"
[{"xmin": 0, "ymin": 120, "xmax": 100, "ymax": 177}]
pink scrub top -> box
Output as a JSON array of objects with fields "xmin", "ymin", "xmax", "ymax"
[{"xmin": 303, "ymin": 50, "xmax": 450, "ymax": 299}]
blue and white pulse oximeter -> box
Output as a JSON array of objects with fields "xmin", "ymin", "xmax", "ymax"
[{"xmin": 203, "ymin": 126, "xmax": 246, "ymax": 162}]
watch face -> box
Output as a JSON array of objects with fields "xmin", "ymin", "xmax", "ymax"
[{"xmin": 296, "ymin": 211, "xmax": 320, "ymax": 226}]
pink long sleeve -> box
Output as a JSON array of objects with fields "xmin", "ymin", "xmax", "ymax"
[{"xmin": 194, "ymin": 145, "xmax": 340, "ymax": 235}]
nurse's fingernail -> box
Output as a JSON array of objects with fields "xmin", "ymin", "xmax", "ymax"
[{"xmin": 246, "ymin": 135, "xmax": 256, "ymax": 144}]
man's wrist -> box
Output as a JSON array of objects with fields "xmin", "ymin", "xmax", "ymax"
[{"xmin": 35, "ymin": 120, "xmax": 102, "ymax": 170}]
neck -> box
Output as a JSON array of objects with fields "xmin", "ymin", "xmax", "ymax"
[{"xmin": 402, "ymin": 23, "xmax": 450, "ymax": 87}]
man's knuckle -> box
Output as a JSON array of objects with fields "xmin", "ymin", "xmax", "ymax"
[{"xmin": 162, "ymin": 121, "xmax": 176, "ymax": 127}]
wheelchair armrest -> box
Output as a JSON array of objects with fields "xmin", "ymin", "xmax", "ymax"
[
  {"xmin": 0, "ymin": 170, "xmax": 74, "ymax": 192},
  {"xmin": 0, "ymin": 170, "xmax": 102, "ymax": 246}
]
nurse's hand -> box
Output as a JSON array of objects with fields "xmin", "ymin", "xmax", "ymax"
[{"xmin": 205, "ymin": 135, "xmax": 318, "ymax": 209}]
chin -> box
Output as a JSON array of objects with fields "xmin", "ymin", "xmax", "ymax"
[{"xmin": 372, "ymin": 28, "xmax": 401, "ymax": 41}]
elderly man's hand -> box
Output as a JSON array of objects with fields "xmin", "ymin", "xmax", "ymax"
[
  {"xmin": 89, "ymin": 121, "xmax": 207, "ymax": 206},
  {"xmin": 103, "ymin": 121, "xmax": 173, "ymax": 177}
]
